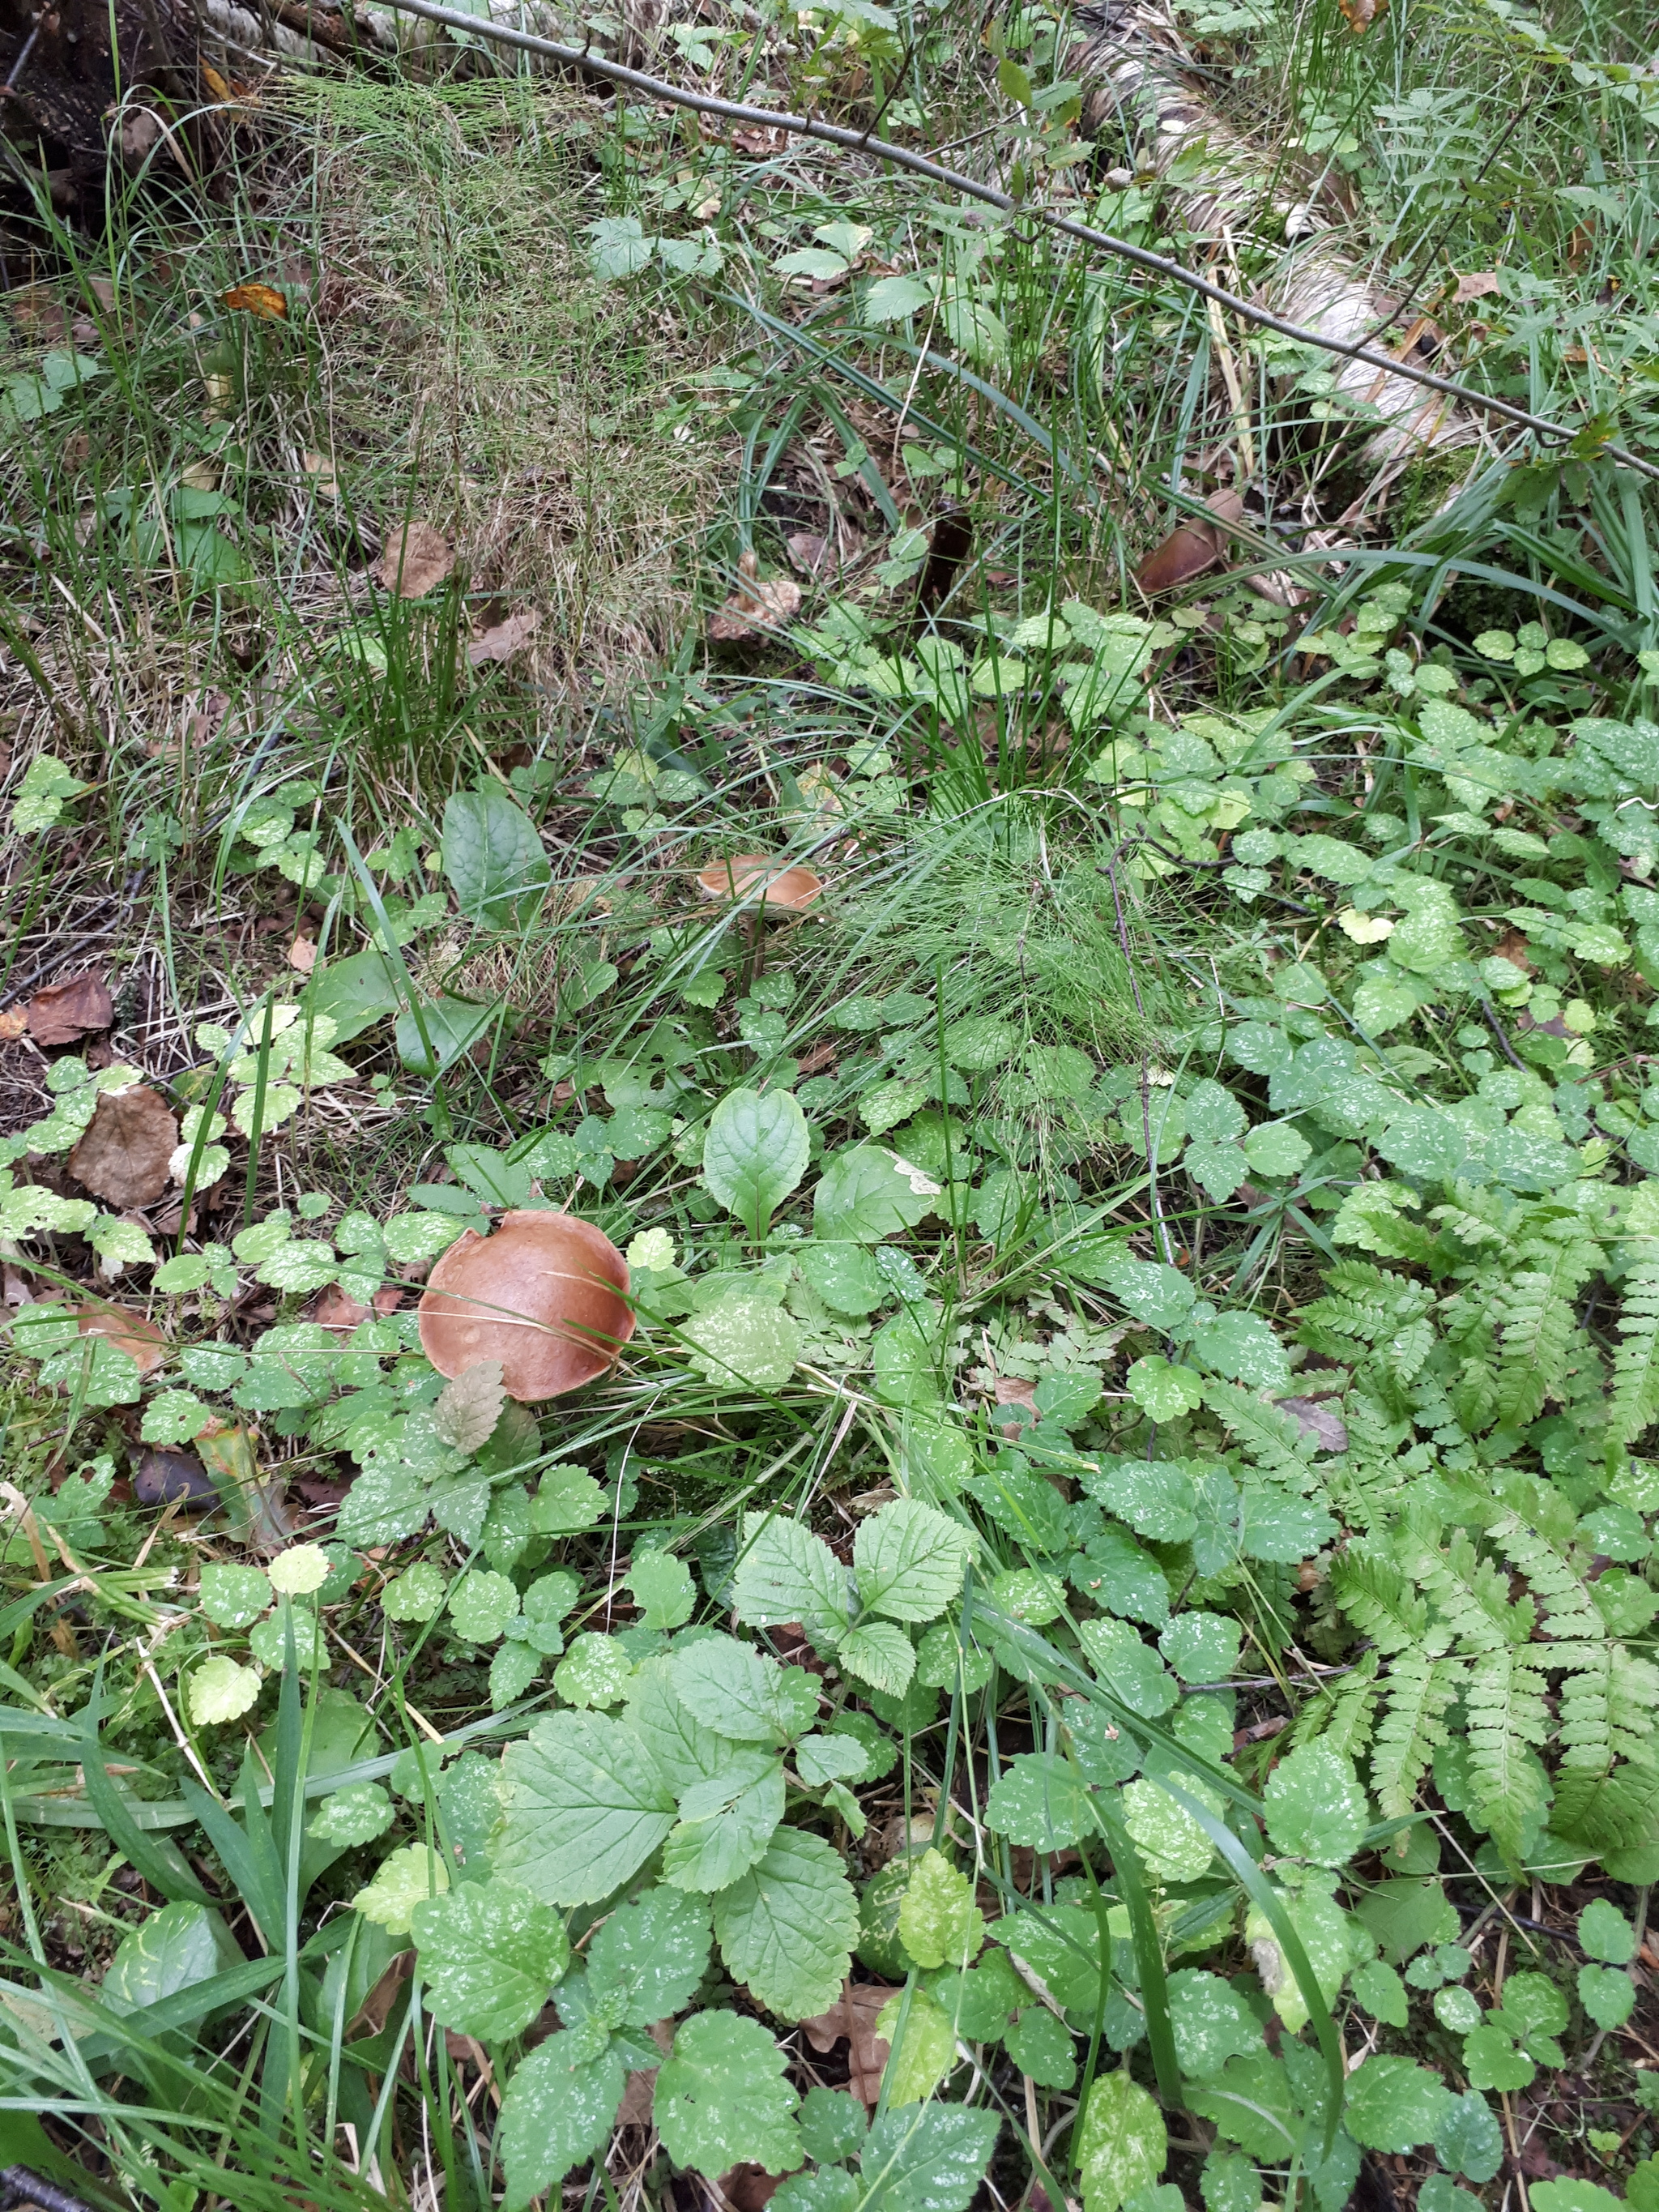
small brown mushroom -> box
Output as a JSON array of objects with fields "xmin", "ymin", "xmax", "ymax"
[
  {"xmin": 695, "ymin": 853, "xmax": 823, "ymax": 912},
  {"xmin": 417, "ymin": 1211, "xmax": 633, "ymax": 1402}
]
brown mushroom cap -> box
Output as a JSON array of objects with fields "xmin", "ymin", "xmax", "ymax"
[
  {"xmin": 695, "ymin": 853, "xmax": 823, "ymax": 912},
  {"xmin": 417, "ymin": 1211, "xmax": 633, "ymax": 1402}
]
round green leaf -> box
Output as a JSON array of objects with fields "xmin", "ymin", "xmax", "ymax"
[
  {"xmin": 411, "ymin": 1878, "xmax": 570, "ymax": 2039},
  {"xmin": 1077, "ymin": 2069, "xmax": 1168, "ymax": 2212},
  {"xmin": 382, "ymin": 1561, "xmax": 446, "ymax": 1622},
  {"xmin": 1343, "ymin": 2055, "xmax": 1456, "ymax": 2151},
  {"xmin": 1577, "ymin": 1898, "xmax": 1636, "ymax": 1964},
  {"xmin": 703, "ymin": 1088, "xmax": 809, "ymax": 1236},
  {"xmin": 448, "ymin": 1568, "xmax": 520, "ymax": 1645},
  {"xmin": 198, "ymin": 1561, "xmax": 273, "ymax": 1629},
  {"xmin": 1262, "ymin": 1743, "xmax": 1367, "ymax": 1865},
  {"xmin": 307, "ymin": 1783, "xmax": 394, "ymax": 1847},
  {"xmin": 1158, "ymin": 1611, "xmax": 1242, "ymax": 1685},
  {"xmin": 188, "ymin": 1655, "xmax": 261, "ymax": 1727},
  {"xmin": 1126, "ymin": 1356, "xmax": 1205, "ymax": 1422},
  {"xmin": 655, "ymin": 2010, "xmax": 802, "ymax": 2176}
]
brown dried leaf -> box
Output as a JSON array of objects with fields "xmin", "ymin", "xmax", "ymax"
[
  {"xmin": 223, "ymin": 281, "xmax": 288, "ymax": 321},
  {"xmin": 709, "ymin": 551, "xmax": 803, "ymax": 642},
  {"xmin": 67, "ymin": 1086, "xmax": 178, "ymax": 1207},
  {"xmin": 432, "ymin": 1360, "xmax": 506, "ymax": 1452},
  {"xmin": 27, "ymin": 972, "xmax": 113, "ymax": 1048},
  {"xmin": 0, "ymin": 1006, "xmax": 27, "ymax": 1042},
  {"xmin": 1277, "ymin": 1395, "xmax": 1349, "ymax": 1454},
  {"xmin": 1451, "ymin": 271, "xmax": 1502, "ymax": 305},
  {"xmin": 719, "ymin": 2168, "xmax": 787, "ymax": 2211},
  {"xmin": 786, "ymin": 532, "xmax": 832, "ymax": 575},
  {"xmin": 79, "ymin": 1305, "xmax": 166, "ymax": 1376},
  {"xmin": 1495, "ymin": 929, "xmax": 1533, "ymax": 973},
  {"xmin": 467, "ymin": 609, "xmax": 539, "ymax": 665},
  {"xmin": 376, "ymin": 520, "xmax": 454, "ymax": 599},
  {"xmin": 1337, "ymin": 0, "xmax": 1386, "ymax": 29},
  {"xmin": 288, "ymin": 937, "xmax": 318, "ymax": 975},
  {"xmin": 801, "ymin": 1980, "xmax": 897, "ymax": 2105},
  {"xmin": 197, "ymin": 1419, "xmax": 293, "ymax": 1550}
]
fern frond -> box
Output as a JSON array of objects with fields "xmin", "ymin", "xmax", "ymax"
[
  {"xmin": 1329, "ymin": 1547, "xmax": 1428, "ymax": 1653},
  {"xmin": 1371, "ymin": 1650, "xmax": 1461, "ymax": 1818},
  {"xmin": 1491, "ymin": 1512, "xmax": 1606, "ymax": 1642},
  {"xmin": 1411, "ymin": 1531, "xmax": 1536, "ymax": 1652},
  {"xmin": 1291, "ymin": 1649, "xmax": 1381, "ymax": 1757},
  {"xmin": 1466, "ymin": 1645, "xmax": 1552, "ymax": 1864},
  {"xmin": 1558, "ymin": 1640, "xmax": 1659, "ymax": 1779},
  {"xmin": 1552, "ymin": 1761, "xmax": 1659, "ymax": 1855},
  {"xmin": 1203, "ymin": 1379, "xmax": 1324, "ymax": 1493},
  {"xmin": 1610, "ymin": 1258, "xmax": 1659, "ymax": 1446}
]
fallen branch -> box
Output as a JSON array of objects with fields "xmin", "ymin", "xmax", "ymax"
[{"xmin": 329, "ymin": 0, "xmax": 1657, "ymax": 480}]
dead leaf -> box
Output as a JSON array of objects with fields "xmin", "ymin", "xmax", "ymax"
[
  {"xmin": 27, "ymin": 973, "xmax": 113, "ymax": 1048},
  {"xmin": 133, "ymin": 1447, "xmax": 219, "ymax": 1508},
  {"xmin": 348, "ymin": 1950, "xmax": 416, "ymax": 2039},
  {"xmin": 302, "ymin": 450, "xmax": 338, "ymax": 495},
  {"xmin": 616, "ymin": 2022, "xmax": 673, "ymax": 2127},
  {"xmin": 730, "ymin": 125, "xmax": 790, "ymax": 155},
  {"xmin": 1336, "ymin": 0, "xmax": 1385, "ymax": 28},
  {"xmin": 719, "ymin": 2169, "xmax": 786, "ymax": 2211},
  {"xmin": 1494, "ymin": 929, "xmax": 1533, "ymax": 974},
  {"xmin": 180, "ymin": 458, "xmax": 220, "ymax": 493},
  {"xmin": 120, "ymin": 111, "xmax": 163, "ymax": 160},
  {"xmin": 1276, "ymin": 1395, "xmax": 1349, "ymax": 1454},
  {"xmin": 8, "ymin": 286, "xmax": 69, "ymax": 344},
  {"xmin": 1452, "ymin": 270, "xmax": 1502, "ymax": 305},
  {"xmin": 222, "ymin": 282, "xmax": 288, "ymax": 321},
  {"xmin": 994, "ymin": 1374, "xmax": 1038, "ymax": 1439},
  {"xmin": 0, "ymin": 1006, "xmax": 28, "ymax": 1042},
  {"xmin": 202, "ymin": 62, "xmax": 233, "ymax": 99},
  {"xmin": 288, "ymin": 937, "xmax": 317, "ymax": 975},
  {"xmin": 467, "ymin": 609, "xmax": 539, "ymax": 665},
  {"xmin": 709, "ymin": 550, "xmax": 802, "ymax": 641},
  {"xmin": 197, "ymin": 1419, "xmax": 293, "ymax": 1550},
  {"xmin": 918, "ymin": 509, "xmax": 974, "ymax": 613},
  {"xmin": 67, "ymin": 1086, "xmax": 178, "ymax": 1207},
  {"xmin": 79, "ymin": 1305, "xmax": 166, "ymax": 1375},
  {"xmin": 312, "ymin": 1283, "xmax": 402, "ymax": 1333},
  {"xmin": 787, "ymin": 531, "xmax": 832, "ymax": 575},
  {"xmin": 802, "ymin": 1981, "xmax": 898, "ymax": 2105},
  {"xmin": 376, "ymin": 519, "xmax": 454, "ymax": 599},
  {"xmin": 1136, "ymin": 487, "xmax": 1246, "ymax": 596}
]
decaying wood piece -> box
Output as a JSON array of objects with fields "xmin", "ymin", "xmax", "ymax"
[{"xmin": 1073, "ymin": 0, "xmax": 1478, "ymax": 465}]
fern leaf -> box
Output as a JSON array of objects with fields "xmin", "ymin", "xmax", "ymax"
[
  {"xmin": 1491, "ymin": 1513, "xmax": 1605, "ymax": 1642},
  {"xmin": 1329, "ymin": 1548, "xmax": 1427, "ymax": 1653},
  {"xmin": 1610, "ymin": 1258, "xmax": 1659, "ymax": 1446},
  {"xmin": 1465, "ymin": 1646, "xmax": 1552, "ymax": 1864},
  {"xmin": 1291, "ymin": 1649, "xmax": 1382, "ymax": 1759},
  {"xmin": 1371, "ymin": 1650, "xmax": 1460, "ymax": 1818}
]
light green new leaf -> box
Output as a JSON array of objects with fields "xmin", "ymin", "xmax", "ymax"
[
  {"xmin": 448, "ymin": 1568, "xmax": 520, "ymax": 1645},
  {"xmin": 854, "ymin": 1497, "xmax": 971, "ymax": 1623},
  {"xmin": 703, "ymin": 1088, "xmax": 809, "ymax": 1236},
  {"xmin": 712, "ymin": 1827, "xmax": 859, "ymax": 2019},
  {"xmin": 874, "ymin": 1988, "xmax": 958, "ymax": 2103},
  {"xmin": 412, "ymin": 1879, "xmax": 570, "ymax": 2039},
  {"xmin": 654, "ymin": 2010, "xmax": 803, "ymax": 2177},
  {"xmin": 102, "ymin": 1901, "xmax": 243, "ymax": 2011},
  {"xmin": 307, "ymin": 1783, "xmax": 394, "ymax": 1848},
  {"xmin": 897, "ymin": 1848, "xmax": 984, "ymax": 1970},
  {"xmin": 188, "ymin": 1657, "xmax": 261, "ymax": 1727},
  {"xmin": 498, "ymin": 2035, "xmax": 626, "ymax": 2211},
  {"xmin": 685, "ymin": 1296, "xmax": 803, "ymax": 1391},
  {"xmin": 496, "ymin": 1710, "xmax": 675, "ymax": 1905},
  {"xmin": 1126, "ymin": 1355, "xmax": 1205, "ymax": 1421},
  {"xmin": 663, "ymin": 1760, "xmax": 785, "ymax": 1892},
  {"xmin": 625, "ymin": 1549, "xmax": 696, "ymax": 1631},
  {"xmin": 352, "ymin": 1842, "xmax": 449, "ymax": 1935},
  {"xmin": 1077, "ymin": 2070, "xmax": 1168, "ymax": 2212}
]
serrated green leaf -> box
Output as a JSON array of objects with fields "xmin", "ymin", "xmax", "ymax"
[
  {"xmin": 654, "ymin": 2009, "xmax": 803, "ymax": 2176},
  {"xmin": 668, "ymin": 1636, "xmax": 819, "ymax": 1743},
  {"xmin": 663, "ymin": 1758, "xmax": 784, "ymax": 1891},
  {"xmin": 874, "ymin": 1987, "xmax": 957, "ymax": 2103},
  {"xmin": 624, "ymin": 1548, "xmax": 696, "ymax": 1630},
  {"xmin": 1077, "ymin": 2070, "xmax": 1168, "ymax": 2212},
  {"xmin": 1342, "ymin": 2055, "xmax": 1455, "ymax": 2151},
  {"xmin": 498, "ymin": 2034, "xmax": 625, "ymax": 2211},
  {"xmin": 897, "ymin": 1848, "xmax": 984, "ymax": 1971},
  {"xmin": 854, "ymin": 1497, "xmax": 971, "ymax": 1623},
  {"xmin": 734, "ymin": 1511, "xmax": 850, "ymax": 1642},
  {"xmin": 839, "ymin": 1619, "xmax": 917, "ymax": 1696},
  {"xmin": 987, "ymin": 1753, "xmax": 1095, "ymax": 1851},
  {"xmin": 496, "ymin": 1710, "xmax": 675, "ymax": 1906},
  {"xmin": 1263, "ymin": 1744, "xmax": 1368, "ymax": 1865},
  {"xmin": 712, "ymin": 1827, "xmax": 859, "ymax": 2018},
  {"xmin": 412, "ymin": 1878, "xmax": 569, "ymax": 2038},
  {"xmin": 586, "ymin": 1884, "xmax": 712, "ymax": 2026}
]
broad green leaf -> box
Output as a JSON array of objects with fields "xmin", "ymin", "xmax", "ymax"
[
  {"xmin": 1243, "ymin": 1883, "xmax": 1350, "ymax": 2033},
  {"xmin": 872, "ymin": 1311, "xmax": 941, "ymax": 1407},
  {"xmin": 1080, "ymin": 1458, "xmax": 1197, "ymax": 1543},
  {"xmin": 654, "ymin": 2009, "xmax": 803, "ymax": 2177},
  {"xmin": 625, "ymin": 1549, "xmax": 696, "ymax": 1631},
  {"xmin": 624, "ymin": 1663, "xmax": 746, "ymax": 1796},
  {"xmin": 1102, "ymin": 1257, "xmax": 1196, "ymax": 1332},
  {"xmin": 854, "ymin": 1497, "xmax": 971, "ymax": 1623},
  {"xmin": 838, "ymin": 1620, "xmax": 917, "ymax": 1697},
  {"xmin": 1342, "ymin": 2055, "xmax": 1455, "ymax": 2151},
  {"xmin": 1124, "ymin": 1776, "xmax": 1219, "ymax": 1883},
  {"xmin": 1167, "ymin": 1969, "xmax": 1267, "ymax": 2081},
  {"xmin": 101, "ymin": 1901, "xmax": 242, "ymax": 2011},
  {"xmin": 685, "ymin": 1296, "xmax": 803, "ymax": 1391},
  {"xmin": 586, "ymin": 1885, "xmax": 712, "ymax": 2026},
  {"xmin": 1076, "ymin": 2070, "xmax": 1167, "ymax": 2212},
  {"xmin": 1242, "ymin": 1122, "xmax": 1311, "ymax": 1178},
  {"xmin": 1004, "ymin": 2003, "xmax": 1077, "ymax": 2087},
  {"xmin": 307, "ymin": 1783, "xmax": 394, "ymax": 1847},
  {"xmin": 552, "ymin": 1632, "xmax": 633, "ymax": 1709},
  {"xmin": 795, "ymin": 1733, "xmax": 870, "ymax": 1786},
  {"xmin": 1578, "ymin": 1899, "xmax": 1635, "ymax": 1963},
  {"xmin": 1263, "ymin": 1744, "xmax": 1367, "ymax": 1865},
  {"xmin": 352, "ymin": 1842, "xmax": 449, "ymax": 1935},
  {"xmin": 863, "ymin": 273, "xmax": 934, "ymax": 322},
  {"xmin": 496, "ymin": 1710, "xmax": 675, "ymax": 1905},
  {"xmin": 411, "ymin": 1879, "xmax": 570, "ymax": 2038},
  {"xmin": 798, "ymin": 1240, "xmax": 888, "ymax": 1315},
  {"xmin": 668, "ymin": 1636, "xmax": 819, "ymax": 1744},
  {"xmin": 712, "ymin": 1827, "xmax": 859, "ymax": 2018},
  {"xmin": 1078, "ymin": 1617, "xmax": 1177, "ymax": 1717},
  {"xmin": 987, "ymin": 1753, "xmax": 1095, "ymax": 1851},
  {"xmin": 1158, "ymin": 1611, "xmax": 1241, "ymax": 1685},
  {"xmin": 1189, "ymin": 1311, "xmax": 1291, "ymax": 1392},
  {"xmin": 1578, "ymin": 1962, "xmax": 1636, "ymax": 2027},
  {"xmin": 859, "ymin": 2104, "xmax": 1000, "ymax": 2212},
  {"xmin": 1126, "ymin": 1355, "xmax": 1205, "ymax": 1420},
  {"xmin": 1350, "ymin": 1958, "xmax": 1410, "ymax": 2029},
  {"xmin": 1434, "ymin": 2091, "xmax": 1504, "ymax": 2184},
  {"xmin": 382, "ymin": 1561, "xmax": 446, "ymax": 1621},
  {"xmin": 188, "ymin": 1656, "xmax": 261, "ymax": 1726},
  {"xmin": 498, "ymin": 2034, "xmax": 625, "ymax": 2211},
  {"xmin": 703, "ymin": 1088, "xmax": 809, "ymax": 1236},
  {"xmin": 530, "ymin": 1463, "xmax": 608, "ymax": 1535},
  {"xmin": 442, "ymin": 786, "xmax": 549, "ymax": 928},
  {"xmin": 813, "ymin": 1145, "xmax": 937, "ymax": 1241},
  {"xmin": 800, "ymin": 2085, "xmax": 868, "ymax": 2164},
  {"xmin": 448, "ymin": 1568, "xmax": 520, "ymax": 1644},
  {"xmin": 896, "ymin": 1848, "xmax": 984, "ymax": 1970},
  {"xmin": 663, "ymin": 1760, "xmax": 784, "ymax": 1891},
  {"xmin": 874, "ymin": 1988, "xmax": 957, "ymax": 2103},
  {"xmin": 198, "ymin": 1561, "xmax": 272, "ymax": 1629},
  {"xmin": 733, "ymin": 1511, "xmax": 850, "ymax": 1641}
]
